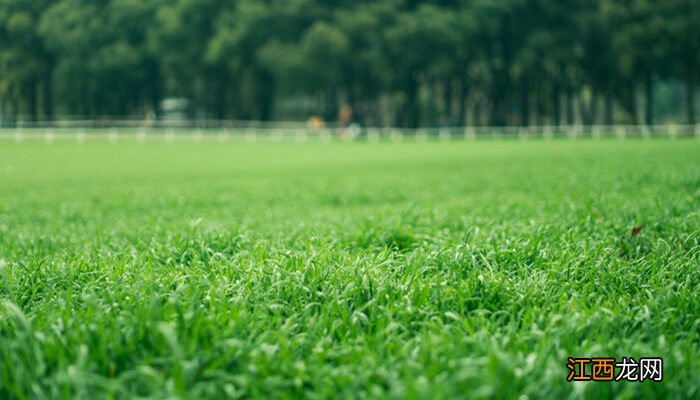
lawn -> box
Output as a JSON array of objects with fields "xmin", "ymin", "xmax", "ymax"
[{"xmin": 0, "ymin": 138, "xmax": 698, "ymax": 399}]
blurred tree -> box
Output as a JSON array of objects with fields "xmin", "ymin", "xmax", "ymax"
[
  {"xmin": 603, "ymin": 0, "xmax": 666, "ymax": 125},
  {"xmin": 208, "ymin": 0, "xmax": 313, "ymax": 121},
  {"xmin": 385, "ymin": 4, "xmax": 459, "ymax": 127},
  {"xmin": 0, "ymin": 0, "xmax": 695, "ymax": 126},
  {"xmin": 39, "ymin": 0, "xmax": 162, "ymax": 117},
  {"xmin": 0, "ymin": 0, "xmax": 55, "ymax": 121},
  {"xmin": 149, "ymin": 0, "xmax": 226, "ymax": 118},
  {"xmin": 260, "ymin": 21, "xmax": 351, "ymax": 120},
  {"xmin": 655, "ymin": 0, "xmax": 699, "ymax": 125},
  {"xmin": 577, "ymin": 0, "xmax": 617, "ymax": 125}
]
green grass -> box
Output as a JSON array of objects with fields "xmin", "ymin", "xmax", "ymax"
[{"xmin": 0, "ymin": 138, "xmax": 698, "ymax": 399}]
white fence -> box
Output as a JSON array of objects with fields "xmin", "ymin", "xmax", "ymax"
[{"xmin": 0, "ymin": 124, "xmax": 698, "ymax": 143}]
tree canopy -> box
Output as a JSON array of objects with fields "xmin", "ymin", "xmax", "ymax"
[{"xmin": 0, "ymin": 0, "xmax": 697, "ymax": 126}]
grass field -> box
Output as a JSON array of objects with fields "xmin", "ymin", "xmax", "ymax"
[{"xmin": 0, "ymin": 138, "xmax": 698, "ymax": 399}]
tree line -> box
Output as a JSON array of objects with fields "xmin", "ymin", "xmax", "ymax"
[{"xmin": 0, "ymin": 0, "xmax": 697, "ymax": 127}]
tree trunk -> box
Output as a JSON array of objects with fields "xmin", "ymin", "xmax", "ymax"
[
  {"xmin": 43, "ymin": 76, "xmax": 53, "ymax": 120},
  {"xmin": 443, "ymin": 78, "xmax": 453, "ymax": 124},
  {"xmin": 325, "ymin": 85, "xmax": 335, "ymax": 122},
  {"xmin": 579, "ymin": 90, "xmax": 591, "ymax": 126},
  {"xmin": 427, "ymin": 77, "xmax": 438, "ymax": 127},
  {"xmin": 29, "ymin": 83, "xmax": 38, "ymax": 122},
  {"xmin": 686, "ymin": 73, "xmax": 696, "ymax": 126},
  {"xmin": 604, "ymin": 92, "xmax": 613, "ymax": 125},
  {"xmin": 520, "ymin": 85, "xmax": 529, "ymax": 126},
  {"xmin": 405, "ymin": 75, "xmax": 419, "ymax": 128},
  {"xmin": 584, "ymin": 88, "xmax": 598, "ymax": 126},
  {"xmin": 252, "ymin": 69, "xmax": 275, "ymax": 121},
  {"xmin": 624, "ymin": 82, "xmax": 637, "ymax": 124},
  {"xmin": 14, "ymin": 97, "xmax": 20, "ymax": 125},
  {"xmin": 491, "ymin": 94, "xmax": 507, "ymax": 126},
  {"xmin": 534, "ymin": 89, "xmax": 541, "ymax": 126},
  {"xmin": 565, "ymin": 90, "xmax": 574, "ymax": 126},
  {"xmin": 645, "ymin": 73, "xmax": 654, "ymax": 126},
  {"xmin": 458, "ymin": 76, "xmax": 468, "ymax": 127},
  {"xmin": 553, "ymin": 86, "xmax": 561, "ymax": 127}
]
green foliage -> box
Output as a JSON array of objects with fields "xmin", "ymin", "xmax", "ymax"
[
  {"xmin": 0, "ymin": 0, "xmax": 54, "ymax": 119},
  {"xmin": 0, "ymin": 0, "xmax": 698, "ymax": 124},
  {"xmin": 37, "ymin": 0, "xmax": 160, "ymax": 116},
  {"xmin": 0, "ymin": 138, "xmax": 698, "ymax": 398}
]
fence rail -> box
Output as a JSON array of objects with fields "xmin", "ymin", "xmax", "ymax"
[{"xmin": 0, "ymin": 124, "xmax": 698, "ymax": 143}]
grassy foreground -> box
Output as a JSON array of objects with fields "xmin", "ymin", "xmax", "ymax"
[{"xmin": 0, "ymin": 138, "xmax": 698, "ymax": 399}]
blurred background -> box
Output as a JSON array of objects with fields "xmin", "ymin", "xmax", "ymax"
[{"xmin": 0, "ymin": 0, "xmax": 697, "ymax": 129}]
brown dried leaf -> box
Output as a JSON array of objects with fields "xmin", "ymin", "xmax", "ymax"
[{"xmin": 631, "ymin": 226, "xmax": 643, "ymax": 237}]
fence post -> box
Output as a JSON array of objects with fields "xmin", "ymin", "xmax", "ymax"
[
  {"xmin": 244, "ymin": 128, "xmax": 256, "ymax": 142},
  {"xmin": 295, "ymin": 128, "xmax": 307, "ymax": 142},
  {"xmin": 319, "ymin": 128, "xmax": 331, "ymax": 142},
  {"xmin": 14, "ymin": 128, "xmax": 23, "ymax": 143},
  {"xmin": 108, "ymin": 128, "xmax": 118, "ymax": 143},
  {"xmin": 464, "ymin": 126, "xmax": 476, "ymax": 141},
  {"xmin": 543, "ymin": 125, "xmax": 553, "ymax": 140},
  {"xmin": 365, "ymin": 128, "xmax": 378, "ymax": 142},
  {"xmin": 218, "ymin": 129, "xmax": 229, "ymax": 142},
  {"xmin": 45, "ymin": 128, "xmax": 55, "ymax": 144},
  {"xmin": 439, "ymin": 128, "xmax": 451, "ymax": 141},
  {"xmin": 615, "ymin": 125, "xmax": 626, "ymax": 140},
  {"xmin": 416, "ymin": 128, "xmax": 427, "ymax": 142},
  {"xmin": 667, "ymin": 124, "xmax": 677, "ymax": 140},
  {"xmin": 192, "ymin": 129, "xmax": 203, "ymax": 143},
  {"xmin": 136, "ymin": 128, "xmax": 146, "ymax": 143},
  {"xmin": 76, "ymin": 129, "xmax": 86, "ymax": 144}
]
